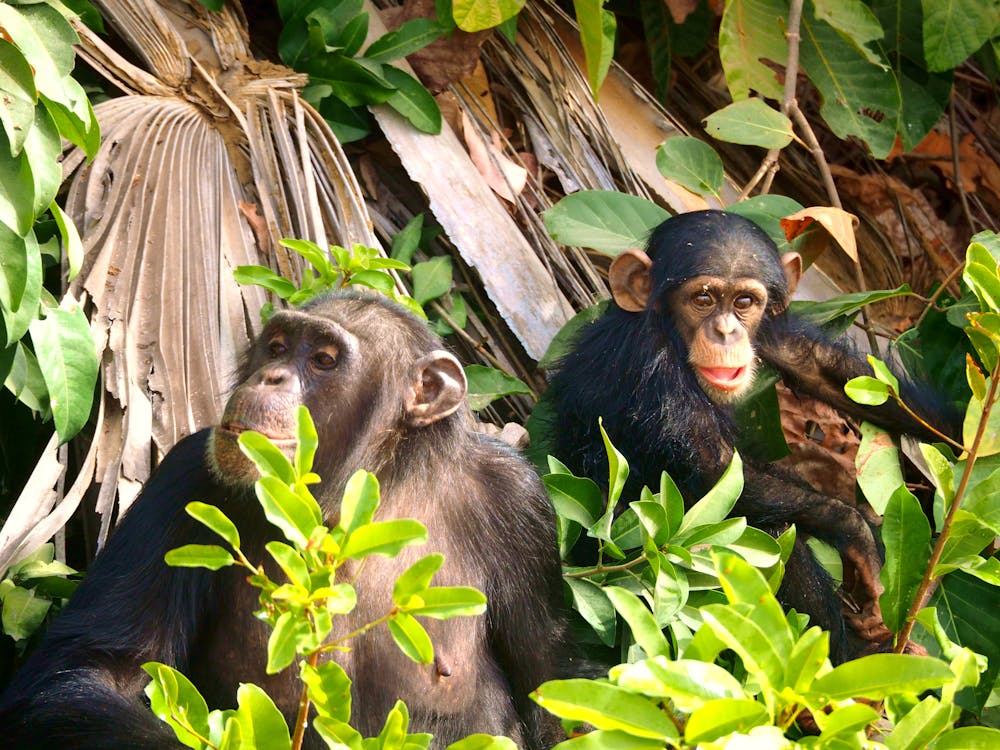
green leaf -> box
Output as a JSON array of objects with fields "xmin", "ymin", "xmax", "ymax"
[
  {"xmin": 388, "ymin": 612, "xmax": 434, "ymax": 663},
  {"xmin": 923, "ymin": 0, "xmax": 1000, "ymax": 72},
  {"xmin": 464, "ymin": 365, "xmax": 531, "ymax": 411},
  {"xmin": 5, "ymin": 341, "xmax": 49, "ymax": 415},
  {"xmin": 599, "ymin": 418, "xmax": 629, "ymax": 510},
  {"xmin": 186, "ymin": 502, "xmax": 241, "ymax": 550},
  {"xmin": 279, "ymin": 238, "xmax": 331, "ymax": 275},
  {"xmin": 703, "ymin": 99, "xmax": 795, "ymax": 149},
  {"xmin": 855, "ymin": 422, "xmax": 904, "ymax": 515},
  {"xmin": 539, "ymin": 730, "xmax": 663, "ymax": 750},
  {"xmin": 393, "ymin": 553, "xmax": 444, "ymax": 604},
  {"xmin": 784, "ymin": 626, "xmax": 829, "ymax": 693},
  {"xmin": 390, "ymin": 213, "xmax": 424, "ymax": 264},
  {"xmin": 868, "ymin": 355, "xmax": 901, "ymax": 392},
  {"xmin": 232, "ymin": 683, "xmax": 291, "ymax": 749},
  {"xmin": 339, "ymin": 469, "xmax": 380, "ymax": 534},
  {"xmin": 544, "ymin": 473, "xmax": 603, "ymax": 528},
  {"xmin": 383, "ymin": 65, "xmax": 442, "ymax": 135},
  {"xmin": 233, "ymin": 265, "xmax": 298, "ymax": 299},
  {"xmin": 256, "ymin": 476, "xmax": 324, "ymax": 548},
  {"xmin": 564, "ymin": 577, "xmax": 616, "ymax": 647},
  {"xmin": 0, "ymin": 586, "xmax": 51, "ymax": 641},
  {"xmin": 604, "ymin": 586, "xmax": 671, "ymax": 659},
  {"xmin": 402, "ymin": 585, "xmax": 486, "ymax": 618},
  {"xmin": 810, "ymin": 653, "xmax": 953, "ymax": 700},
  {"xmin": 29, "ymin": 305, "xmax": 98, "ymax": 444},
  {"xmin": 819, "ymin": 701, "xmax": 881, "ymax": 740},
  {"xmin": 531, "ymin": 679, "xmax": 679, "ymax": 740},
  {"xmin": 411, "ymin": 256, "xmax": 453, "ymax": 305},
  {"xmin": 799, "ymin": 12, "xmax": 900, "ymax": 158},
  {"xmin": 0, "ymin": 40, "xmax": 37, "ymax": 157},
  {"xmin": 714, "ymin": 552, "xmax": 793, "ymax": 661},
  {"xmin": 677, "ymin": 452, "xmax": 742, "ymax": 533},
  {"xmin": 299, "ymin": 55, "xmax": 395, "ymax": 108},
  {"xmin": 143, "ymin": 662, "xmax": 211, "ymax": 748},
  {"xmin": 365, "ymin": 18, "xmax": 443, "ymax": 62},
  {"xmin": 164, "ymin": 544, "xmax": 235, "ymax": 570},
  {"xmin": 265, "ymin": 541, "xmax": 310, "ymax": 587},
  {"xmin": 573, "ymin": 0, "xmax": 615, "ymax": 97},
  {"xmin": 655, "ymin": 137, "xmax": 724, "ymax": 200},
  {"xmin": 340, "ymin": 519, "xmax": 427, "ymax": 559},
  {"xmin": 879, "ymin": 486, "xmax": 930, "ymax": 633},
  {"xmin": 684, "ymin": 698, "xmax": 768, "ymax": 744},
  {"xmin": 294, "ymin": 405, "xmax": 318, "ymax": 478},
  {"xmin": 49, "ymin": 201, "xmax": 84, "ymax": 281},
  {"xmin": 445, "ymin": 736, "xmax": 518, "ymax": 750},
  {"xmin": 611, "ymin": 657, "xmax": 744, "ymax": 713},
  {"xmin": 538, "ymin": 300, "xmax": 609, "ymax": 369},
  {"xmin": 542, "ymin": 190, "xmax": 670, "ymax": 254},
  {"xmin": 789, "ymin": 285, "xmax": 913, "ymax": 326},
  {"xmin": 239, "ymin": 431, "xmax": 297, "ymax": 485},
  {"xmin": 886, "ymin": 696, "xmax": 953, "ymax": 750},
  {"xmin": 0, "ymin": 225, "xmax": 41, "ymax": 345},
  {"xmin": 932, "ymin": 726, "xmax": 1000, "ymax": 749},
  {"xmin": 845, "ymin": 376, "xmax": 889, "ymax": 405},
  {"xmin": 452, "ymin": 0, "xmax": 525, "ymax": 31},
  {"xmin": 700, "ymin": 604, "xmax": 784, "ymax": 689},
  {"xmin": 719, "ymin": 0, "xmax": 787, "ymax": 100},
  {"xmin": 267, "ymin": 611, "xmax": 310, "ymax": 673},
  {"xmin": 300, "ymin": 660, "xmax": 352, "ymax": 722}
]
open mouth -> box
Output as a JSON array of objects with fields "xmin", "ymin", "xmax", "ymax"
[{"xmin": 698, "ymin": 366, "xmax": 747, "ymax": 391}]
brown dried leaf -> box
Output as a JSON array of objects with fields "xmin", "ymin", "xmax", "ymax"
[
  {"xmin": 782, "ymin": 206, "xmax": 860, "ymax": 262},
  {"xmin": 461, "ymin": 110, "xmax": 528, "ymax": 202}
]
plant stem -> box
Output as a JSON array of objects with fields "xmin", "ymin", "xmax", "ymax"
[
  {"xmin": 891, "ymin": 391, "xmax": 964, "ymax": 451},
  {"xmin": 564, "ymin": 554, "xmax": 648, "ymax": 579},
  {"xmin": 291, "ymin": 652, "xmax": 320, "ymax": 750},
  {"xmin": 894, "ymin": 365, "xmax": 999, "ymax": 651}
]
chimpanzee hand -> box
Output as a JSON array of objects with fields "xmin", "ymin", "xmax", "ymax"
[{"xmin": 840, "ymin": 523, "xmax": 891, "ymax": 642}]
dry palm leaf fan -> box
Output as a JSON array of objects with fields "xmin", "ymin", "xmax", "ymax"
[{"xmin": 0, "ymin": 0, "xmax": 377, "ymax": 571}]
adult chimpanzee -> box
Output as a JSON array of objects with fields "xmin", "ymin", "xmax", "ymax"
[
  {"xmin": 545, "ymin": 210, "xmax": 957, "ymax": 662},
  {"xmin": 0, "ymin": 291, "xmax": 570, "ymax": 749}
]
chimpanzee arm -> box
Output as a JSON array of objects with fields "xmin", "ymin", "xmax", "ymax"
[
  {"xmin": 758, "ymin": 317, "xmax": 961, "ymax": 442},
  {"xmin": 478, "ymin": 447, "xmax": 569, "ymax": 750},
  {"xmin": 0, "ymin": 430, "xmax": 220, "ymax": 749}
]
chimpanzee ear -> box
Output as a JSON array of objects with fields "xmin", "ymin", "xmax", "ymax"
[
  {"xmin": 405, "ymin": 350, "xmax": 468, "ymax": 427},
  {"xmin": 781, "ymin": 251, "xmax": 803, "ymax": 299},
  {"xmin": 609, "ymin": 248, "xmax": 653, "ymax": 312}
]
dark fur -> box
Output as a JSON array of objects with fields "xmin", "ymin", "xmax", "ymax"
[
  {"xmin": 545, "ymin": 210, "xmax": 958, "ymax": 662},
  {"xmin": 0, "ymin": 291, "xmax": 570, "ymax": 749}
]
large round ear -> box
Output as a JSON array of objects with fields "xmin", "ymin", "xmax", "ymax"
[
  {"xmin": 781, "ymin": 251, "xmax": 803, "ymax": 300},
  {"xmin": 609, "ymin": 248, "xmax": 653, "ymax": 312},
  {"xmin": 405, "ymin": 350, "xmax": 467, "ymax": 427}
]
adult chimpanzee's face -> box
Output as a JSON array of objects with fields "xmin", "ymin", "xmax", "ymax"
[{"xmin": 210, "ymin": 309, "xmax": 361, "ymax": 484}]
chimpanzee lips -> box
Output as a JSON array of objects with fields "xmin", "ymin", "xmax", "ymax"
[
  {"xmin": 699, "ymin": 366, "xmax": 747, "ymax": 390},
  {"xmin": 219, "ymin": 422, "xmax": 296, "ymax": 443}
]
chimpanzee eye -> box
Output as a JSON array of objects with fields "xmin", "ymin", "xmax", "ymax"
[
  {"xmin": 311, "ymin": 349, "xmax": 338, "ymax": 370},
  {"xmin": 733, "ymin": 294, "xmax": 756, "ymax": 311},
  {"xmin": 692, "ymin": 292, "xmax": 713, "ymax": 309},
  {"xmin": 267, "ymin": 339, "xmax": 288, "ymax": 358}
]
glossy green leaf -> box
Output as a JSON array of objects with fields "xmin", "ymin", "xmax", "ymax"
[
  {"xmin": 655, "ymin": 137, "xmax": 724, "ymax": 200},
  {"xmin": 5, "ymin": 341, "xmax": 49, "ymax": 415},
  {"xmin": 573, "ymin": 0, "xmax": 615, "ymax": 97},
  {"xmin": 684, "ymin": 698, "xmax": 768, "ymax": 744},
  {"xmin": 0, "ymin": 40, "xmax": 37, "ymax": 157},
  {"xmin": 185, "ymin": 502, "xmax": 240, "ymax": 550},
  {"xmin": 341, "ymin": 519, "xmax": 427, "ymax": 559},
  {"xmin": 542, "ymin": 730, "xmax": 663, "ymax": 750},
  {"xmin": 314, "ymin": 717, "xmax": 364, "ymax": 750},
  {"xmin": 880, "ymin": 485, "xmax": 930, "ymax": 633},
  {"xmin": 256, "ymin": 475, "xmax": 323, "ymax": 548},
  {"xmin": 29, "ymin": 306, "xmax": 98, "ymax": 443},
  {"xmin": 678, "ymin": 452, "xmax": 742, "ymax": 533},
  {"xmin": 855, "ymin": 422, "xmax": 904, "ymax": 515},
  {"xmin": 932, "ymin": 726, "xmax": 1000, "ymax": 749},
  {"xmin": 142, "ymin": 662, "xmax": 211, "ymax": 748},
  {"xmin": 365, "ymin": 18, "xmax": 442, "ymax": 62},
  {"xmin": 164, "ymin": 544, "xmax": 235, "ymax": 570},
  {"xmin": 0, "ymin": 586, "xmax": 50, "ymax": 641},
  {"xmin": 611, "ymin": 657, "xmax": 744, "ymax": 712},
  {"xmin": 393, "ymin": 553, "xmax": 444, "ymax": 604},
  {"xmin": 605, "ymin": 586, "xmax": 671, "ymax": 659},
  {"xmin": 544, "ymin": 473, "xmax": 603, "ymax": 528},
  {"xmin": 538, "ymin": 300, "xmax": 608, "ymax": 369},
  {"xmin": 784, "ymin": 626, "xmax": 829, "ymax": 693},
  {"xmin": 232, "ymin": 683, "xmax": 291, "ymax": 749},
  {"xmin": 811, "ymin": 653, "xmax": 953, "ymax": 700},
  {"xmin": 963, "ymin": 381, "xmax": 1000, "ymax": 457},
  {"xmin": 464, "ymin": 365, "xmax": 531, "ymax": 411},
  {"xmin": 542, "ymin": 190, "xmax": 669, "ymax": 254},
  {"xmin": 631, "ymin": 501, "xmax": 670, "ymax": 547},
  {"xmin": 565, "ymin": 577, "xmax": 616, "ymax": 647},
  {"xmin": 233, "ymin": 265, "xmax": 298, "ymax": 299},
  {"xmin": 714, "ymin": 552, "xmax": 793, "ymax": 659},
  {"xmin": 445, "ymin": 735, "xmax": 518, "ymax": 750},
  {"xmin": 818, "ymin": 701, "xmax": 880, "ymax": 739},
  {"xmin": 886, "ymin": 696, "xmax": 953, "ymax": 750},
  {"xmin": 411, "ymin": 256, "xmax": 452, "ymax": 304},
  {"xmin": 923, "ymin": 0, "xmax": 1000, "ymax": 72},
  {"xmin": 703, "ymin": 98, "xmax": 795, "ymax": 148},
  {"xmin": 452, "ymin": 0, "xmax": 524, "ymax": 31},
  {"xmin": 388, "ymin": 612, "xmax": 434, "ymax": 664},
  {"xmin": 0, "ymin": 225, "xmax": 40, "ymax": 345},
  {"xmin": 49, "ymin": 201, "xmax": 84, "ymax": 281},
  {"xmin": 383, "ymin": 65, "xmax": 441, "ymax": 135},
  {"xmin": 701, "ymin": 603, "xmax": 784, "ymax": 689},
  {"xmin": 340, "ymin": 469, "xmax": 380, "ymax": 534},
  {"xmin": 239, "ymin": 431, "xmax": 296, "ymax": 485},
  {"xmin": 719, "ymin": 0, "xmax": 787, "ymax": 100},
  {"xmin": 845, "ymin": 376, "xmax": 890, "ymax": 405},
  {"xmin": 265, "ymin": 541, "xmax": 309, "ymax": 588},
  {"xmin": 300, "ymin": 659, "xmax": 352, "ymax": 722},
  {"xmin": 531, "ymin": 679, "xmax": 679, "ymax": 740},
  {"xmin": 390, "ymin": 213, "xmax": 424, "ymax": 264},
  {"xmin": 402, "ymin": 585, "xmax": 486, "ymax": 618},
  {"xmin": 267, "ymin": 611, "xmax": 310, "ymax": 673}
]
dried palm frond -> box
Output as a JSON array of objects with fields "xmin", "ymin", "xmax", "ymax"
[{"xmin": 0, "ymin": 0, "xmax": 376, "ymax": 570}]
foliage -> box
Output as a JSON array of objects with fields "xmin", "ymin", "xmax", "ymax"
[
  {"xmin": 0, "ymin": 0, "xmax": 101, "ymax": 444},
  {"xmin": 233, "ymin": 226, "xmax": 531, "ymax": 413},
  {"xmin": 0, "ymin": 543, "xmax": 77, "ymax": 647},
  {"xmin": 275, "ymin": 0, "xmax": 443, "ymax": 143},
  {"xmin": 147, "ymin": 406, "xmax": 505, "ymax": 750}
]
